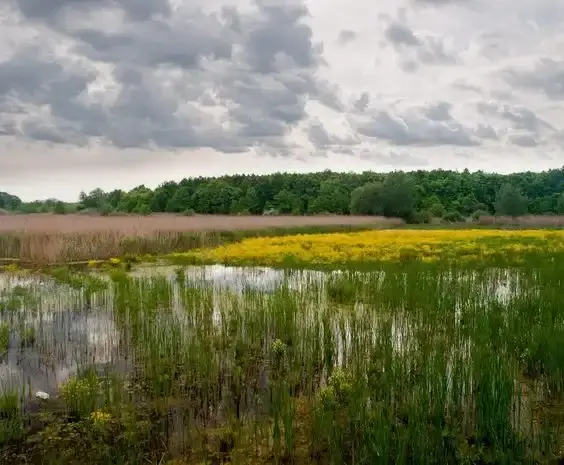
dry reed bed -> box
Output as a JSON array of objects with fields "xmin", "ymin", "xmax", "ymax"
[
  {"xmin": 477, "ymin": 215, "xmax": 564, "ymax": 226},
  {"xmin": 0, "ymin": 214, "xmax": 402, "ymax": 264}
]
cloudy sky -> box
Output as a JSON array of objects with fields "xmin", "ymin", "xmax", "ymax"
[{"xmin": 0, "ymin": 0, "xmax": 563, "ymax": 200}]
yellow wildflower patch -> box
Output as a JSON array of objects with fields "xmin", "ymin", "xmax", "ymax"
[{"xmin": 176, "ymin": 229, "xmax": 564, "ymax": 267}]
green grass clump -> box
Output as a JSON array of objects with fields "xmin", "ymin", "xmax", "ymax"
[
  {"xmin": 0, "ymin": 391, "xmax": 24, "ymax": 446},
  {"xmin": 0, "ymin": 322, "xmax": 9, "ymax": 354}
]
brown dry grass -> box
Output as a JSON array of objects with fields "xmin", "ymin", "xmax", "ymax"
[
  {"xmin": 0, "ymin": 213, "xmax": 400, "ymax": 233},
  {"xmin": 477, "ymin": 215, "xmax": 564, "ymax": 227},
  {"xmin": 0, "ymin": 214, "xmax": 402, "ymax": 265}
]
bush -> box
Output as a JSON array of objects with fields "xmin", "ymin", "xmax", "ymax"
[
  {"xmin": 495, "ymin": 184, "xmax": 528, "ymax": 217},
  {"xmin": 472, "ymin": 209, "xmax": 490, "ymax": 221},
  {"xmin": 182, "ymin": 208, "xmax": 196, "ymax": 216},
  {"xmin": 135, "ymin": 204, "xmax": 151, "ymax": 216},
  {"xmin": 443, "ymin": 211, "xmax": 464, "ymax": 223},
  {"xmin": 428, "ymin": 203, "xmax": 446, "ymax": 218},
  {"xmin": 411, "ymin": 210, "xmax": 432, "ymax": 224},
  {"xmin": 54, "ymin": 201, "xmax": 67, "ymax": 214},
  {"xmin": 98, "ymin": 203, "xmax": 113, "ymax": 216}
]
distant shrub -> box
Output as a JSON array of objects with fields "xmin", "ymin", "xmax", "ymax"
[
  {"xmin": 182, "ymin": 208, "xmax": 196, "ymax": 216},
  {"xmin": 428, "ymin": 203, "xmax": 446, "ymax": 218},
  {"xmin": 411, "ymin": 210, "xmax": 432, "ymax": 224},
  {"xmin": 54, "ymin": 201, "xmax": 67, "ymax": 215},
  {"xmin": 443, "ymin": 211, "xmax": 464, "ymax": 223},
  {"xmin": 98, "ymin": 203, "xmax": 113, "ymax": 216},
  {"xmin": 135, "ymin": 204, "xmax": 151, "ymax": 216},
  {"xmin": 472, "ymin": 209, "xmax": 490, "ymax": 221}
]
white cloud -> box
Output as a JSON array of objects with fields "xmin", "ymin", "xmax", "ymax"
[{"xmin": 0, "ymin": 0, "xmax": 563, "ymax": 200}]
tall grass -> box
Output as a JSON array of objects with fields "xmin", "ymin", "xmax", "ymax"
[
  {"xmin": 0, "ymin": 222, "xmax": 399, "ymax": 265},
  {"xmin": 1, "ymin": 259, "xmax": 564, "ymax": 463},
  {"xmin": 477, "ymin": 215, "xmax": 564, "ymax": 227}
]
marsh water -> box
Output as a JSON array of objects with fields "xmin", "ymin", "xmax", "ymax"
[
  {"xmin": 3, "ymin": 261, "xmax": 564, "ymax": 463},
  {"xmin": 0, "ymin": 265, "xmax": 517, "ymax": 396}
]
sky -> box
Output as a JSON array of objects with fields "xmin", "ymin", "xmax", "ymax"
[{"xmin": 0, "ymin": 0, "xmax": 563, "ymax": 201}]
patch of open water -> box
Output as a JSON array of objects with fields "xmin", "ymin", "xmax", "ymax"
[{"xmin": 0, "ymin": 265, "xmax": 523, "ymax": 397}]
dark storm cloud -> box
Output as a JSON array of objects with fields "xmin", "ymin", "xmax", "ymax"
[
  {"xmin": 384, "ymin": 22, "xmax": 421, "ymax": 47},
  {"xmin": 473, "ymin": 123, "xmax": 499, "ymax": 140},
  {"xmin": 0, "ymin": 44, "xmax": 101, "ymax": 139},
  {"xmin": 69, "ymin": 15, "xmax": 235, "ymax": 69},
  {"xmin": 242, "ymin": 2, "xmax": 319, "ymax": 73},
  {"xmin": 476, "ymin": 101, "xmax": 553, "ymax": 132},
  {"xmin": 307, "ymin": 120, "xmax": 358, "ymax": 149},
  {"xmin": 0, "ymin": 45, "xmax": 96, "ymax": 98},
  {"xmin": 503, "ymin": 58, "xmax": 564, "ymax": 100},
  {"xmin": 354, "ymin": 104, "xmax": 479, "ymax": 147},
  {"xmin": 0, "ymin": 0, "xmax": 339, "ymax": 153},
  {"xmin": 11, "ymin": 0, "xmax": 171, "ymax": 22},
  {"xmin": 20, "ymin": 119, "xmax": 88, "ymax": 145}
]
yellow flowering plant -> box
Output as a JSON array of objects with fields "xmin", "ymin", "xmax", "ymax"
[{"xmin": 172, "ymin": 229, "xmax": 564, "ymax": 268}]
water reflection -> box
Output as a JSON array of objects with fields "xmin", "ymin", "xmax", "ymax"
[{"xmin": 0, "ymin": 265, "xmax": 523, "ymax": 396}]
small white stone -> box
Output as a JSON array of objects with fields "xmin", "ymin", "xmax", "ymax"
[{"xmin": 35, "ymin": 391, "xmax": 50, "ymax": 400}]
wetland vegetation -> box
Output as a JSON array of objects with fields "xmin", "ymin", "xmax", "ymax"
[{"xmin": 1, "ymin": 231, "xmax": 564, "ymax": 464}]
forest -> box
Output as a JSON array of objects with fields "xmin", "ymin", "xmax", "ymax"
[{"xmin": 2, "ymin": 168, "xmax": 564, "ymax": 222}]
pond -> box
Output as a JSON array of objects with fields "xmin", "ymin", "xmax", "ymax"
[
  {"xmin": 0, "ymin": 262, "xmax": 562, "ymax": 464},
  {"xmin": 0, "ymin": 265, "xmax": 517, "ymax": 397},
  {"xmin": 0, "ymin": 265, "xmax": 325, "ymax": 395}
]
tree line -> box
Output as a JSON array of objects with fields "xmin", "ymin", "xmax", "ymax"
[{"xmin": 2, "ymin": 168, "xmax": 564, "ymax": 222}]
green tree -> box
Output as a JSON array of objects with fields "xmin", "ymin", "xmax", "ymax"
[
  {"xmin": 53, "ymin": 201, "xmax": 67, "ymax": 214},
  {"xmin": 232, "ymin": 187, "xmax": 261, "ymax": 214},
  {"xmin": 79, "ymin": 188, "xmax": 107, "ymax": 210},
  {"xmin": 443, "ymin": 211, "xmax": 464, "ymax": 223},
  {"xmin": 309, "ymin": 179, "xmax": 350, "ymax": 214},
  {"xmin": 151, "ymin": 182, "xmax": 178, "ymax": 212},
  {"xmin": 106, "ymin": 190, "xmax": 124, "ymax": 210},
  {"xmin": 0, "ymin": 192, "xmax": 22, "ymax": 210},
  {"xmin": 167, "ymin": 185, "xmax": 194, "ymax": 213},
  {"xmin": 380, "ymin": 172, "xmax": 417, "ymax": 220},
  {"xmin": 6, "ymin": 166, "xmax": 564, "ymax": 218},
  {"xmin": 495, "ymin": 184, "xmax": 528, "ymax": 217},
  {"xmin": 428, "ymin": 202, "xmax": 446, "ymax": 218},
  {"xmin": 192, "ymin": 181, "xmax": 241, "ymax": 214},
  {"xmin": 271, "ymin": 189, "xmax": 301, "ymax": 214},
  {"xmin": 134, "ymin": 203, "xmax": 151, "ymax": 215},
  {"xmin": 460, "ymin": 194, "xmax": 480, "ymax": 216},
  {"xmin": 556, "ymin": 192, "xmax": 564, "ymax": 214},
  {"xmin": 472, "ymin": 209, "xmax": 490, "ymax": 221},
  {"xmin": 349, "ymin": 183, "xmax": 384, "ymax": 215}
]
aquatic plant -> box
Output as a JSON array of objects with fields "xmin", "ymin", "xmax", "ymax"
[
  {"xmin": 0, "ymin": 322, "xmax": 8, "ymax": 354},
  {"xmin": 2, "ymin": 253, "xmax": 564, "ymax": 463}
]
